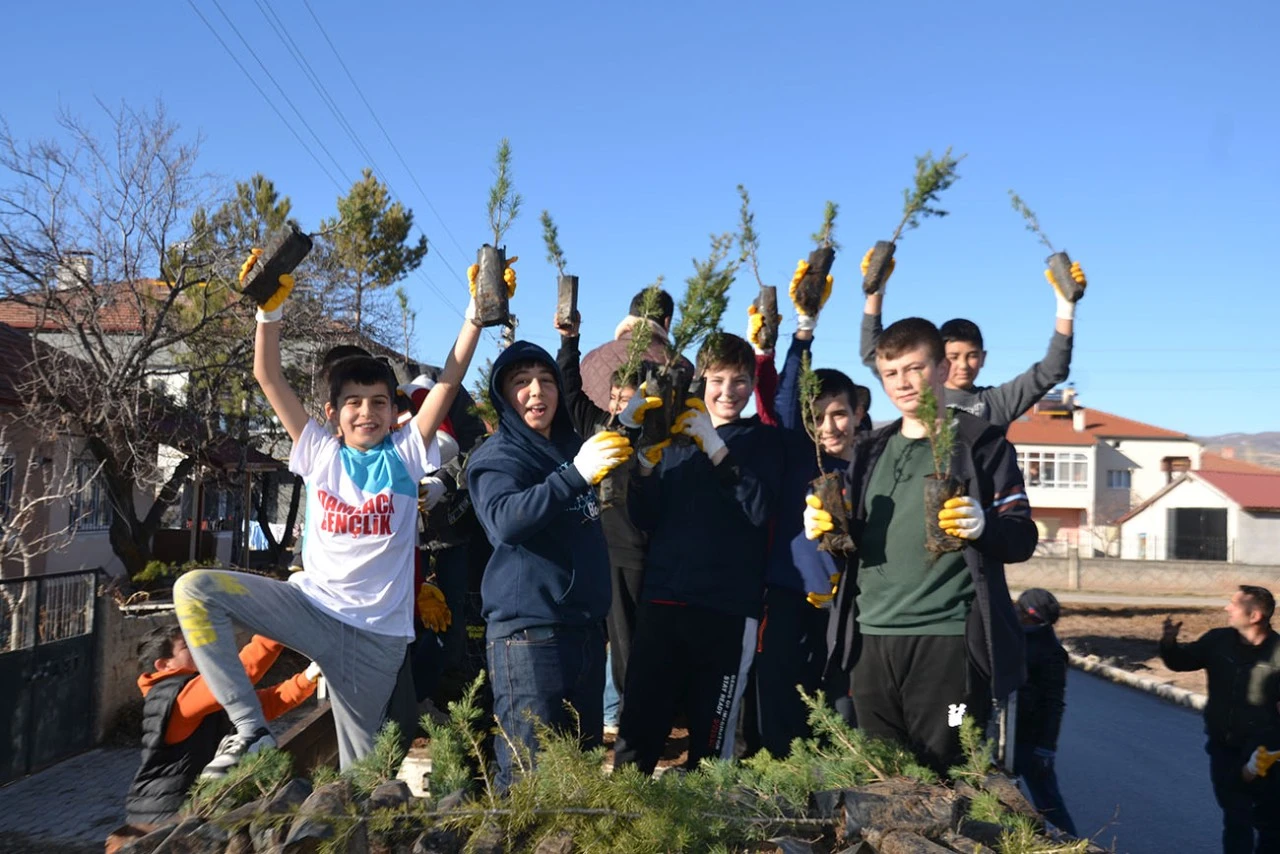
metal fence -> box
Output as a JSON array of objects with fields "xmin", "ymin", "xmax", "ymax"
[{"xmin": 0, "ymin": 569, "xmax": 98, "ymax": 653}]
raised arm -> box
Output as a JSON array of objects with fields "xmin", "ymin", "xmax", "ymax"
[
  {"xmin": 554, "ymin": 313, "xmax": 609, "ymax": 435},
  {"xmin": 774, "ymin": 334, "xmax": 813, "ymax": 433},
  {"xmin": 414, "ymin": 310, "xmax": 483, "ymax": 443},
  {"xmin": 254, "ymin": 291, "xmax": 310, "ymax": 444}
]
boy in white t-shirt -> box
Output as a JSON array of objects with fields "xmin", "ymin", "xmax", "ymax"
[{"xmin": 173, "ymin": 252, "xmax": 487, "ymax": 776}]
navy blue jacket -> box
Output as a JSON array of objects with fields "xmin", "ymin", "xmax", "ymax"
[
  {"xmin": 629, "ymin": 415, "xmax": 782, "ymax": 618},
  {"xmin": 466, "ymin": 341, "xmax": 611, "ymax": 640}
]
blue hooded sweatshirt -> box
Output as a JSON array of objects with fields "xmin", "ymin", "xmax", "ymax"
[{"xmin": 465, "ymin": 341, "xmax": 612, "ymax": 640}]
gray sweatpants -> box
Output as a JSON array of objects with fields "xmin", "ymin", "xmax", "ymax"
[{"xmin": 173, "ymin": 568, "xmax": 407, "ymax": 769}]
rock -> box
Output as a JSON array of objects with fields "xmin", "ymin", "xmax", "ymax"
[
  {"xmin": 862, "ymin": 828, "xmax": 953, "ymax": 854},
  {"xmin": 411, "ymin": 828, "xmax": 464, "ymax": 854},
  {"xmin": 368, "ymin": 780, "xmax": 413, "ymax": 811},
  {"xmin": 434, "ymin": 789, "xmax": 466, "ymax": 812},
  {"xmin": 808, "ymin": 789, "xmax": 844, "ymax": 820},
  {"xmin": 119, "ymin": 823, "xmax": 177, "ymax": 854},
  {"xmin": 283, "ymin": 781, "xmax": 357, "ymax": 852},
  {"xmin": 980, "ymin": 774, "xmax": 1040, "ymax": 824},
  {"xmin": 467, "ymin": 822, "xmax": 504, "ymax": 854},
  {"xmin": 249, "ymin": 778, "xmax": 316, "ymax": 852},
  {"xmin": 939, "ymin": 829, "xmax": 997, "ymax": 854},
  {"xmin": 953, "ymin": 818, "xmax": 1005, "ymax": 848},
  {"xmin": 223, "ymin": 830, "xmax": 254, "ymax": 854},
  {"xmin": 841, "ymin": 780, "xmax": 961, "ymax": 839},
  {"xmin": 760, "ymin": 838, "xmax": 816, "ymax": 854},
  {"xmin": 531, "ymin": 830, "xmax": 574, "ymax": 854}
]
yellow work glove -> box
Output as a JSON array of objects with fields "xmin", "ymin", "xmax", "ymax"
[
  {"xmin": 806, "ymin": 572, "xmax": 841, "ymax": 608},
  {"xmin": 803, "ymin": 494, "xmax": 834, "ymax": 541},
  {"xmin": 938, "ymin": 496, "xmax": 986, "ymax": 541},
  {"xmin": 417, "ymin": 582, "xmax": 452, "ymax": 633},
  {"xmin": 747, "ymin": 303, "xmax": 780, "ymax": 354},
  {"xmin": 618, "ymin": 384, "xmax": 663, "ymax": 431},
  {"xmin": 1246, "ymin": 746, "xmax": 1280, "ymax": 780},
  {"xmin": 467, "ymin": 255, "xmax": 519, "ymax": 298},
  {"xmin": 860, "ymin": 246, "xmax": 896, "ymax": 294},
  {"xmin": 638, "ymin": 438, "xmax": 671, "ymax": 471},
  {"xmin": 572, "ymin": 430, "xmax": 634, "ymax": 485},
  {"xmin": 789, "ymin": 260, "xmax": 833, "ymax": 331},
  {"xmin": 239, "ymin": 248, "xmax": 295, "ymax": 322},
  {"xmin": 1046, "ymin": 260, "xmax": 1087, "ymax": 320},
  {"xmin": 673, "ymin": 398, "xmax": 726, "ymax": 458}
]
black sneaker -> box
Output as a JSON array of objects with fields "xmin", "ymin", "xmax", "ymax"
[{"xmin": 199, "ymin": 728, "xmax": 277, "ymax": 779}]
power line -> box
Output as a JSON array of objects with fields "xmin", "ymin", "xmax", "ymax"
[
  {"xmin": 300, "ymin": 0, "xmax": 472, "ymax": 267},
  {"xmin": 183, "ymin": 0, "xmax": 345, "ymax": 191}
]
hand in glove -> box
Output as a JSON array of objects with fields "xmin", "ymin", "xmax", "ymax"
[
  {"xmin": 637, "ymin": 438, "xmax": 671, "ymax": 471},
  {"xmin": 303, "ymin": 661, "xmax": 323, "ymax": 683},
  {"xmin": 789, "ymin": 260, "xmax": 833, "ymax": 331},
  {"xmin": 417, "ymin": 582, "xmax": 452, "ymax": 633},
  {"xmin": 465, "ymin": 255, "xmax": 518, "ymax": 325},
  {"xmin": 803, "ymin": 494, "xmax": 834, "ymax": 541},
  {"xmin": 1046, "ymin": 260, "xmax": 1087, "ymax": 319},
  {"xmin": 618, "ymin": 384, "xmax": 663, "ymax": 430},
  {"xmin": 747, "ymin": 303, "xmax": 780, "ymax": 354},
  {"xmin": 573, "ymin": 430, "xmax": 634, "ymax": 485},
  {"xmin": 1245, "ymin": 746, "xmax": 1280, "ymax": 780},
  {"xmin": 807, "ymin": 572, "xmax": 841, "ymax": 608},
  {"xmin": 418, "ymin": 476, "xmax": 447, "ymax": 513},
  {"xmin": 240, "ymin": 248, "xmax": 295, "ymax": 323},
  {"xmin": 673, "ymin": 398, "xmax": 726, "ymax": 459},
  {"xmin": 860, "ymin": 246, "xmax": 896, "ymax": 294},
  {"xmin": 938, "ymin": 496, "xmax": 985, "ymax": 541}
]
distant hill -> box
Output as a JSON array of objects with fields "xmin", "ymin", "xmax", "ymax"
[{"xmin": 1198, "ymin": 432, "xmax": 1280, "ymax": 470}]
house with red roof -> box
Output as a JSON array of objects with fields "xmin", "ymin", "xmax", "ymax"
[
  {"xmin": 1006, "ymin": 388, "xmax": 1203, "ymax": 555},
  {"xmin": 1115, "ymin": 469, "xmax": 1280, "ymax": 564}
]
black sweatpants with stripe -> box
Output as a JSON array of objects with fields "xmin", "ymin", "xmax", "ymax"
[{"xmin": 613, "ymin": 602, "xmax": 756, "ymax": 775}]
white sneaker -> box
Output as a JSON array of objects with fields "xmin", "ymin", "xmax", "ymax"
[{"xmin": 200, "ymin": 728, "xmax": 277, "ymax": 779}]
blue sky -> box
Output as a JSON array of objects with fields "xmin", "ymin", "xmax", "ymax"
[{"xmin": 3, "ymin": 1, "xmax": 1277, "ymax": 436}]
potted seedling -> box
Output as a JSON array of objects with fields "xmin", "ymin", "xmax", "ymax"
[
  {"xmin": 792, "ymin": 201, "xmax": 840, "ymax": 316},
  {"xmin": 737, "ymin": 184, "xmax": 778, "ymax": 351},
  {"xmin": 862, "ymin": 148, "xmax": 965, "ymax": 294},
  {"xmin": 799, "ymin": 352, "xmax": 852, "ymax": 554},
  {"xmin": 474, "ymin": 139, "xmax": 521, "ymax": 327},
  {"xmin": 641, "ymin": 233, "xmax": 738, "ymax": 447},
  {"xmin": 1008, "ymin": 190, "xmax": 1086, "ymax": 302},
  {"xmin": 239, "ymin": 221, "xmax": 314, "ymax": 304},
  {"xmin": 917, "ymin": 382, "xmax": 966, "ymax": 555},
  {"xmin": 540, "ymin": 210, "xmax": 579, "ymax": 327}
]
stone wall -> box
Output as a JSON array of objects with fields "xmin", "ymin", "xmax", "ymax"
[
  {"xmin": 93, "ymin": 598, "xmax": 177, "ymax": 742},
  {"xmin": 1007, "ymin": 555, "xmax": 1280, "ymax": 595}
]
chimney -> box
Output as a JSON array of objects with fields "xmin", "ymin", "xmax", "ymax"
[
  {"xmin": 1072, "ymin": 407, "xmax": 1086, "ymax": 432},
  {"xmin": 1221, "ymin": 447, "xmax": 1236, "ymax": 459},
  {"xmin": 55, "ymin": 252, "xmax": 94, "ymax": 290},
  {"xmin": 1062, "ymin": 385, "xmax": 1077, "ymax": 409}
]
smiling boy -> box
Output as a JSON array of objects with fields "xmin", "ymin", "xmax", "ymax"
[
  {"xmin": 466, "ymin": 341, "xmax": 633, "ymax": 792},
  {"xmin": 172, "ymin": 253, "xmax": 480, "ymax": 776},
  {"xmin": 613, "ymin": 332, "xmax": 783, "ymax": 773}
]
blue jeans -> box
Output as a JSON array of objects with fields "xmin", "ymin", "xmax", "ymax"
[
  {"xmin": 486, "ymin": 623, "xmax": 605, "ymax": 792},
  {"xmin": 603, "ymin": 645, "xmax": 621, "ymax": 726}
]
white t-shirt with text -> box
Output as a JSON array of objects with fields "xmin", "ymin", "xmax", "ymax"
[{"xmin": 289, "ymin": 420, "xmax": 439, "ymax": 637}]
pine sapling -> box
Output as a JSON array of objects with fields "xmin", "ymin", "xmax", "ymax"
[
  {"xmin": 738, "ymin": 184, "xmax": 779, "ymax": 352},
  {"xmin": 800, "ymin": 353, "xmax": 852, "ymax": 554},
  {"xmin": 792, "ymin": 200, "xmax": 840, "ymax": 317},
  {"xmin": 474, "ymin": 139, "xmax": 521, "ymax": 327},
  {"xmin": 1008, "ymin": 189, "xmax": 1086, "ymax": 303},
  {"xmin": 798, "ymin": 352, "xmax": 825, "ymax": 472},
  {"xmin": 541, "ymin": 209, "xmax": 579, "ymax": 325},
  {"xmin": 917, "ymin": 382, "xmax": 966, "ymax": 555},
  {"xmin": 862, "ymin": 148, "xmax": 965, "ymax": 294}
]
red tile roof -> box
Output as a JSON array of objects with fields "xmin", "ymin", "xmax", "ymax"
[
  {"xmin": 1195, "ymin": 470, "xmax": 1280, "ymax": 512},
  {"xmin": 1199, "ymin": 452, "xmax": 1279, "ymax": 475},
  {"xmin": 0, "ymin": 280, "xmax": 174, "ymax": 335},
  {"xmin": 1007, "ymin": 407, "xmax": 1189, "ymax": 447}
]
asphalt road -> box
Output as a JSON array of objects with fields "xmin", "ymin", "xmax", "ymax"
[{"xmin": 1056, "ymin": 669, "xmax": 1220, "ymax": 854}]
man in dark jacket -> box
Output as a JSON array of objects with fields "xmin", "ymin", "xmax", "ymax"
[
  {"xmin": 1160, "ymin": 585, "xmax": 1280, "ymax": 853},
  {"xmin": 1013, "ymin": 589, "xmax": 1077, "ymax": 835},
  {"xmin": 613, "ymin": 332, "xmax": 784, "ymax": 773},
  {"xmin": 809, "ymin": 317, "xmax": 1036, "ymax": 775},
  {"xmin": 466, "ymin": 341, "xmax": 631, "ymax": 792},
  {"xmin": 859, "ymin": 251, "xmax": 1087, "ymax": 429}
]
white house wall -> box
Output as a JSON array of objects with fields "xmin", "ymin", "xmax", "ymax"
[
  {"xmin": 1236, "ymin": 512, "xmax": 1280, "ymax": 566},
  {"xmin": 1119, "ymin": 477, "xmax": 1237, "ymax": 561},
  {"xmin": 1110, "ymin": 438, "xmax": 1202, "ymax": 505}
]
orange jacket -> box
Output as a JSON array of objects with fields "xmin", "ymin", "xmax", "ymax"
[{"xmin": 137, "ymin": 635, "xmax": 316, "ymax": 745}]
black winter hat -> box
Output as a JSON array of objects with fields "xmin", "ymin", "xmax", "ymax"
[{"xmin": 1017, "ymin": 588, "xmax": 1062, "ymax": 625}]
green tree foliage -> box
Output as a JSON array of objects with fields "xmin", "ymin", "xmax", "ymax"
[
  {"xmin": 617, "ymin": 279, "xmax": 664, "ymax": 393},
  {"xmin": 890, "ymin": 148, "xmax": 965, "ymax": 243},
  {"xmin": 319, "ymin": 168, "xmax": 428, "ymax": 337},
  {"xmin": 487, "ymin": 139, "xmax": 522, "ymax": 247},
  {"xmin": 185, "ymin": 747, "xmax": 293, "ymax": 818},
  {"xmin": 469, "ymin": 359, "xmax": 499, "ymax": 427},
  {"xmin": 916, "ymin": 382, "xmax": 955, "ymax": 480},
  {"xmin": 670, "ymin": 233, "xmax": 738, "ymax": 359},
  {"xmin": 539, "ymin": 210, "xmax": 567, "ymax": 277},
  {"xmin": 811, "ymin": 200, "xmax": 841, "ymax": 251},
  {"xmin": 1008, "ymin": 189, "xmax": 1056, "ymax": 251},
  {"xmin": 798, "ymin": 352, "xmax": 825, "ymax": 470},
  {"xmin": 736, "ymin": 185, "xmax": 764, "ymax": 288}
]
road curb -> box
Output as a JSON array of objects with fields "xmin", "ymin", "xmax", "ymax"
[{"xmin": 1062, "ymin": 644, "xmax": 1207, "ymax": 711}]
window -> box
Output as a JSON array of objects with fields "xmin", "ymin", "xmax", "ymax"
[
  {"xmin": 71, "ymin": 457, "xmax": 113, "ymax": 531},
  {"xmin": 1016, "ymin": 450, "xmax": 1089, "ymax": 489},
  {"xmin": 0, "ymin": 454, "xmax": 13, "ymax": 521},
  {"xmin": 1107, "ymin": 469, "xmax": 1132, "ymax": 489}
]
